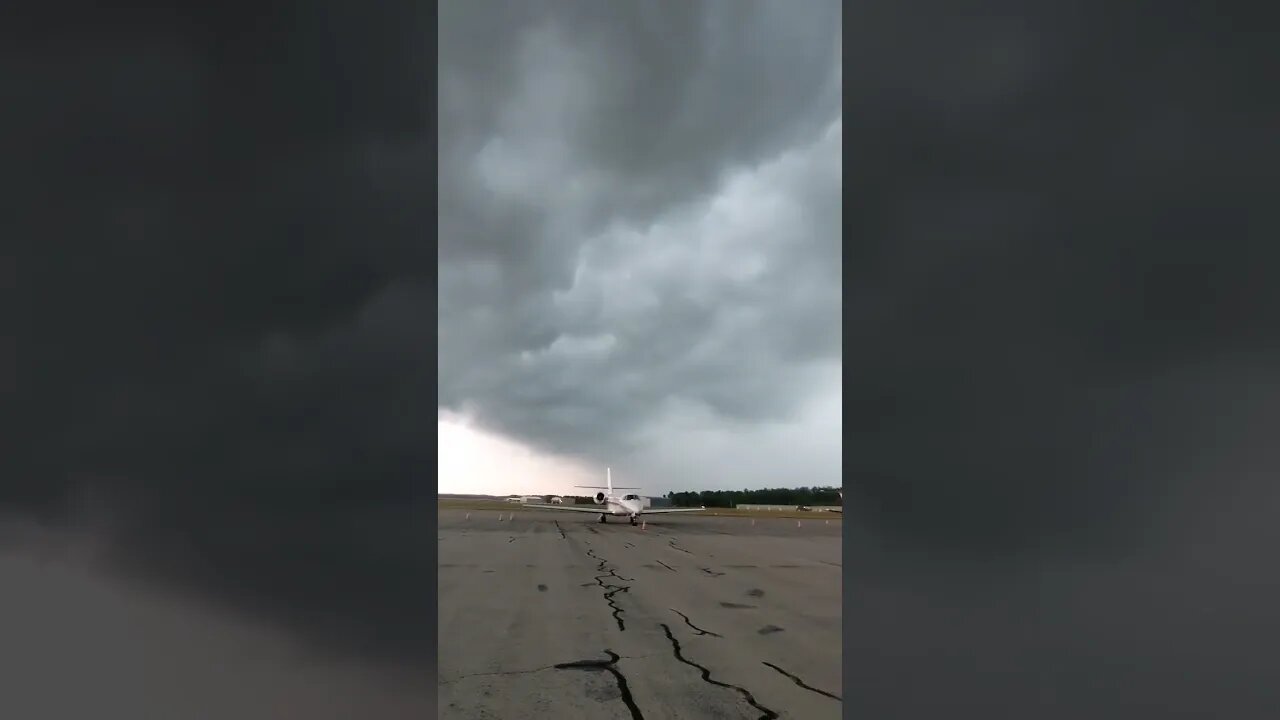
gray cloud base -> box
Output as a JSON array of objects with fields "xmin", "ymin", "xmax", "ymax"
[
  {"xmin": 8, "ymin": 2, "xmax": 433, "ymax": 675},
  {"xmin": 439, "ymin": 2, "xmax": 843, "ymax": 471},
  {"xmin": 846, "ymin": 2, "xmax": 1279, "ymax": 715}
]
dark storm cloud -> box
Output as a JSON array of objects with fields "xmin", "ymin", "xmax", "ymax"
[
  {"xmin": 6, "ymin": 0, "xmax": 433, "ymax": 694},
  {"xmin": 846, "ymin": 0, "xmax": 1277, "ymax": 554},
  {"xmin": 438, "ymin": 1, "xmax": 842, "ymax": 463},
  {"xmin": 847, "ymin": 2, "xmax": 1278, "ymax": 715},
  {"xmin": 1, "ymin": 526, "xmax": 430, "ymax": 718}
]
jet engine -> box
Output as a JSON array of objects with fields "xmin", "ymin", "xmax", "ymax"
[{"xmin": 593, "ymin": 492, "xmax": 606, "ymax": 504}]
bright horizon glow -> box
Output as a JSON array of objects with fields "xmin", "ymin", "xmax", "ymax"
[{"xmin": 437, "ymin": 409, "xmax": 600, "ymax": 495}]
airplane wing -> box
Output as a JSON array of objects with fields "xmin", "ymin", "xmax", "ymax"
[
  {"xmin": 523, "ymin": 504, "xmax": 608, "ymax": 513},
  {"xmin": 641, "ymin": 506, "xmax": 708, "ymax": 514}
]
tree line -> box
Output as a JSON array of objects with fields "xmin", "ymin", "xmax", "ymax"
[
  {"xmin": 664, "ymin": 486, "xmax": 842, "ymax": 508},
  {"xmin": 557, "ymin": 486, "xmax": 842, "ymax": 507}
]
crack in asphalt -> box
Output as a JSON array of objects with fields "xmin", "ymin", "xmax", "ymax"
[
  {"xmin": 655, "ymin": 560, "xmax": 677, "ymax": 572},
  {"xmin": 586, "ymin": 549, "xmax": 636, "ymax": 582},
  {"xmin": 598, "ymin": 585, "xmax": 630, "ymax": 630},
  {"xmin": 554, "ymin": 521, "xmax": 567, "ymax": 539},
  {"xmin": 658, "ymin": 623, "xmax": 779, "ymax": 719},
  {"xmin": 439, "ymin": 664, "xmax": 561, "ymax": 685},
  {"xmin": 699, "ymin": 567, "xmax": 726, "ymax": 577},
  {"xmin": 554, "ymin": 650, "xmax": 644, "ymax": 720},
  {"xmin": 669, "ymin": 608, "xmax": 723, "ymax": 638},
  {"xmin": 602, "ymin": 567, "xmax": 634, "ymax": 582},
  {"xmin": 584, "ymin": 548, "xmax": 632, "ymax": 630},
  {"xmin": 443, "ymin": 652, "xmax": 658, "ymax": 697},
  {"xmin": 667, "ymin": 539, "xmax": 693, "ymax": 555},
  {"xmin": 761, "ymin": 661, "xmax": 843, "ymax": 702}
]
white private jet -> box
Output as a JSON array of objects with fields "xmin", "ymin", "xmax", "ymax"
[{"xmin": 525, "ymin": 468, "xmax": 707, "ymax": 526}]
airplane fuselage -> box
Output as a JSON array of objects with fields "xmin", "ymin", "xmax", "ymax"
[
  {"xmin": 599, "ymin": 497, "xmax": 644, "ymax": 516},
  {"xmin": 596, "ymin": 497, "xmax": 648, "ymax": 525}
]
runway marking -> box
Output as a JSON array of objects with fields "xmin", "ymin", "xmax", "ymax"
[
  {"xmin": 659, "ymin": 623, "xmax": 778, "ymax": 720},
  {"xmin": 761, "ymin": 661, "xmax": 843, "ymax": 702}
]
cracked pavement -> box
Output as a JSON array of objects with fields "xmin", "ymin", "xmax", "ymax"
[{"xmin": 438, "ymin": 509, "xmax": 842, "ymax": 719}]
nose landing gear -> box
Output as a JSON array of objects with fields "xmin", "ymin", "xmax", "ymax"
[
  {"xmin": 629, "ymin": 515, "xmax": 637, "ymax": 526},
  {"xmin": 599, "ymin": 514, "xmax": 606, "ymax": 523}
]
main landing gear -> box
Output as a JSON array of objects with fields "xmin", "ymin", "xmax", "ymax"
[{"xmin": 599, "ymin": 513, "xmax": 607, "ymax": 523}]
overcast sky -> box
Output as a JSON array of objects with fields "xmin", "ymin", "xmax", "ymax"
[
  {"xmin": 7, "ymin": 0, "xmax": 1279, "ymax": 717},
  {"xmin": 437, "ymin": 2, "xmax": 843, "ymax": 496},
  {"xmin": 7, "ymin": 3, "xmax": 432, "ymax": 715},
  {"xmin": 847, "ymin": 2, "xmax": 1278, "ymax": 717}
]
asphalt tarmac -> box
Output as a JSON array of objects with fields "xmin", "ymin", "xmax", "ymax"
[{"xmin": 437, "ymin": 508, "xmax": 842, "ymax": 720}]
